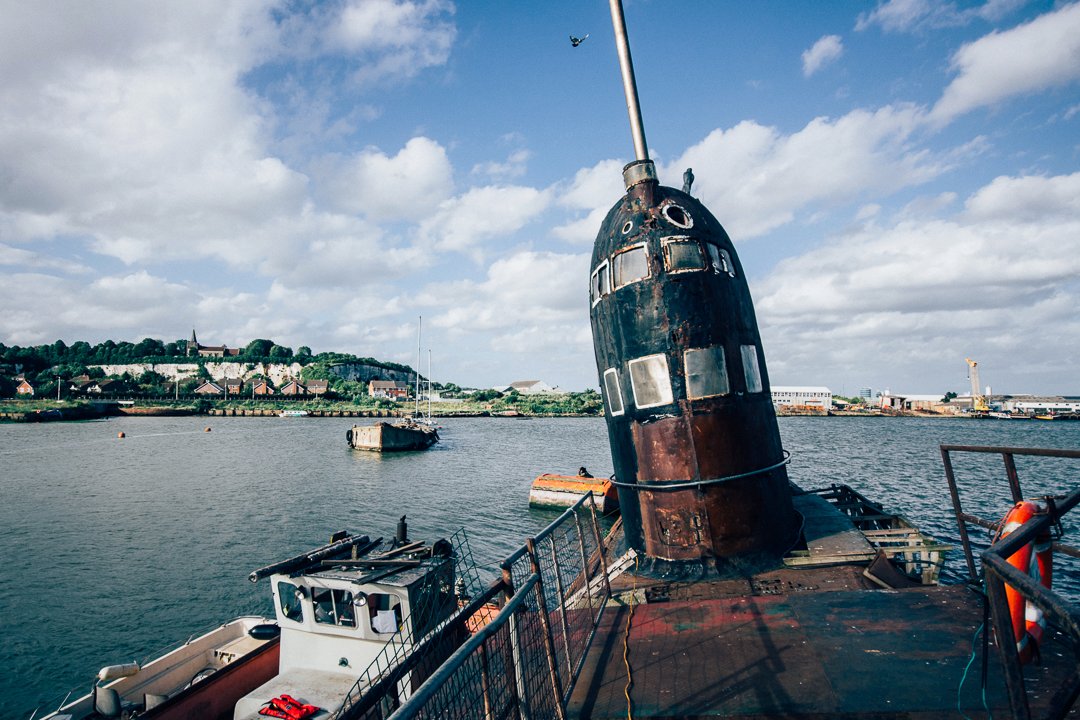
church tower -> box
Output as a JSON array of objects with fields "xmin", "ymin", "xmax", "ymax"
[{"xmin": 188, "ymin": 329, "xmax": 199, "ymax": 357}]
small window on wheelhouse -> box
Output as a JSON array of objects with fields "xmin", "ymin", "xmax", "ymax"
[
  {"xmin": 277, "ymin": 581, "xmax": 305, "ymax": 624},
  {"xmin": 685, "ymin": 346, "xmax": 730, "ymax": 399},
  {"xmin": 312, "ymin": 587, "xmax": 357, "ymax": 628},
  {"xmin": 612, "ymin": 243, "xmax": 650, "ymax": 289},
  {"xmin": 367, "ymin": 593, "xmax": 403, "ymax": 635},
  {"xmin": 603, "ymin": 368, "xmax": 624, "ymax": 416},
  {"xmin": 662, "ymin": 237, "xmax": 705, "ymax": 274},
  {"xmin": 740, "ymin": 345, "xmax": 763, "ymax": 393},
  {"xmin": 591, "ymin": 261, "xmax": 610, "ymax": 306},
  {"xmin": 628, "ymin": 354, "xmax": 674, "ymax": 409}
]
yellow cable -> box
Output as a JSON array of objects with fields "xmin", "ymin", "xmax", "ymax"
[{"xmin": 623, "ymin": 552, "xmax": 638, "ymax": 720}]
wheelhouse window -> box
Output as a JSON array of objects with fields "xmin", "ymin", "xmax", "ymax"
[
  {"xmin": 740, "ymin": 345, "xmax": 763, "ymax": 393},
  {"xmin": 628, "ymin": 354, "xmax": 674, "ymax": 409},
  {"xmin": 312, "ymin": 587, "xmax": 357, "ymax": 628},
  {"xmin": 662, "ymin": 237, "xmax": 705, "ymax": 274},
  {"xmin": 591, "ymin": 261, "xmax": 610, "ymax": 306},
  {"xmin": 612, "ymin": 243, "xmax": 649, "ymax": 289},
  {"xmin": 706, "ymin": 244, "xmax": 735, "ymax": 277},
  {"xmin": 367, "ymin": 593, "xmax": 403, "ymax": 635},
  {"xmin": 684, "ymin": 346, "xmax": 730, "ymax": 399},
  {"xmin": 603, "ymin": 368, "xmax": 624, "ymax": 416},
  {"xmin": 277, "ymin": 581, "xmax": 304, "ymax": 624}
]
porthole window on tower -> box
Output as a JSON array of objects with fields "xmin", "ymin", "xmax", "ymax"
[
  {"xmin": 602, "ymin": 368, "xmax": 624, "ymax": 416},
  {"xmin": 628, "ymin": 354, "xmax": 674, "ymax": 408},
  {"xmin": 661, "ymin": 203, "xmax": 694, "ymax": 229},
  {"xmin": 612, "ymin": 243, "xmax": 650, "ymax": 289},
  {"xmin": 591, "ymin": 260, "xmax": 610, "ymax": 306},
  {"xmin": 684, "ymin": 346, "xmax": 730, "ymax": 399},
  {"xmin": 706, "ymin": 244, "xmax": 736, "ymax": 277},
  {"xmin": 740, "ymin": 344, "xmax": 763, "ymax": 393},
  {"xmin": 662, "ymin": 237, "xmax": 705, "ymax": 273}
]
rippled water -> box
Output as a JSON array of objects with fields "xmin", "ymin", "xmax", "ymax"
[{"xmin": 4, "ymin": 415, "xmax": 1078, "ymax": 718}]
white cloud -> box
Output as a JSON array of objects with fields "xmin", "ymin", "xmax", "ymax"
[
  {"xmin": 755, "ymin": 172, "xmax": 1080, "ymax": 391},
  {"xmin": 471, "ymin": 149, "xmax": 531, "ymax": 182},
  {"xmin": 331, "ymin": 0, "xmax": 457, "ymax": 84},
  {"xmin": 419, "ymin": 186, "xmax": 551, "ymax": 259},
  {"xmin": 802, "ymin": 35, "xmax": 844, "ymax": 77},
  {"xmin": 855, "ymin": 0, "xmax": 1027, "ymax": 33},
  {"xmin": 427, "ymin": 250, "xmax": 589, "ymax": 347},
  {"xmin": 314, "ymin": 137, "xmax": 454, "ymax": 221},
  {"xmin": 931, "ymin": 3, "xmax": 1080, "ymax": 123},
  {"xmin": 661, "ymin": 105, "xmax": 941, "ymax": 239}
]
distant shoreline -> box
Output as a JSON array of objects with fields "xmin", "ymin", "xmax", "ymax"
[{"xmin": 0, "ymin": 401, "xmax": 966, "ymax": 423}]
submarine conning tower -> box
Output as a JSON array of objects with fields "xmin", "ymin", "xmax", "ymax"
[
  {"xmin": 589, "ymin": 159, "xmax": 800, "ymax": 574},
  {"xmin": 591, "ymin": 0, "xmax": 800, "ymax": 575}
]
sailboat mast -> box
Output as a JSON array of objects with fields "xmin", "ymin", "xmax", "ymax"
[
  {"xmin": 414, "ymin": 316, "xmax": 422, "ymax": 418},
  {"xmin": 427, "ymin": 349, "xmax": 432, "ymax": 419}
]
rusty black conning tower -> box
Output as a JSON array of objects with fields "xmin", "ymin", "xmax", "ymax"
[{"xmin": 590, "ymin": 0, "xmax": 799, "ymax": 575}]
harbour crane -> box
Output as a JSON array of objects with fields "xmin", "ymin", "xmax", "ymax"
[{"xmin": 965, "ymin": 358, "xmax": 989, "ymax": 412}]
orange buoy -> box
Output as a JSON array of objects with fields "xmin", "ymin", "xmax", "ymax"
[
  {"xmin": 117, "ymin": 431, "xmax": 125, "ymax": 438},
  {"xmin": 996, "ymin": 500, "xmax": 1053, "ymax": 664},
  {"xmin": 205, "ymin": 426, "xmax": 212, "ymax": 432}
]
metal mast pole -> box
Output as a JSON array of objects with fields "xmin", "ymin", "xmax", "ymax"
[{"xmin": 609, "ymin": 0, "xmax": 649, "ymax": 161}]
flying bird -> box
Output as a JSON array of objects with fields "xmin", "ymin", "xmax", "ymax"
[{"xmin": 570, "ymin": 33, "xmax": 589, "ymax": 47}]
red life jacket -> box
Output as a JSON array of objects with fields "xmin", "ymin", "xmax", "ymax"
[{"xmin": 265, "ymin": 694, "xmax": 320, "ymax": 720}]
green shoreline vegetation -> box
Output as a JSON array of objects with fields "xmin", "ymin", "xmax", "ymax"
[{"xmin": 0, "ymin": 336, "xmax": 604, "ymax": 420}]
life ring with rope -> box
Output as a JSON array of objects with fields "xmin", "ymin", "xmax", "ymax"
[{"xmin": 994, "ymin": 500, "xmax": 1053, "ymax": 664}]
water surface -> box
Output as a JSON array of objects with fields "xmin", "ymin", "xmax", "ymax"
[{"xmin": 4, "ymin": 415, "xmax": 1077, "ymax": 717}]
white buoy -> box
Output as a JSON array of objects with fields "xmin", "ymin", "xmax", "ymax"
[{"xmin": 97, "ymin": 662, "xmax": 139, "ymax": 682}]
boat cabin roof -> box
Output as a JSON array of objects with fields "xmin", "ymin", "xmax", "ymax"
[{"xmin": 302, "ymin": 556, "xmax": 450, "ymax": 589}]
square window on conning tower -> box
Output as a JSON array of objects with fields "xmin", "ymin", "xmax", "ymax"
[
  {"xmin": 628, "ymin": 354, "xmax": 674, "ymax": 409},
  {"xmin": 741, "ymin": 344, "xmax": 763, "ymax": 393},
  {"xmin": 684, "ymin": 346, "xmax": 730, "ymax": 399},
  {"xmin": 612, "ymin": 243, "xmax": 649, "ymax": 289},
  {"xmin": 603, "ymin": 368, "xmax": 624, "ymax": 416},
  {"xmin": 706, "ymin": 244, "xmax": 736, "ymax": 277},
  {"xmin": 591, "ymin": 261, "xmax": 610, "ymax": 306},
  {"xmin": 662, "ymin": 237, "xmax": 705, "ymax": 273}
]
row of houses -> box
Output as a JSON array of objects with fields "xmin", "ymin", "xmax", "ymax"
[{"xmin": 194, "ymin": 378, "xmax": 329, "ymax": 396}]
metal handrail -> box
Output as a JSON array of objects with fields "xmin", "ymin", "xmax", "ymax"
[
  {"xmin": 940, "ymin": 445, "xmax": 1080, "ymax": 584},
  {"xmin": 385, "ymin": 492, "xmax": 611, "ymax": 720},
  {"xmin": 981, "ymin": 487, "xmax": 1080, "ymax": 720}
]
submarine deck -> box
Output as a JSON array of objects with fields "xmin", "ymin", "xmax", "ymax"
[{"xmin": 567, "ymin": 493, "xmax": 1079, "ymax": 720}]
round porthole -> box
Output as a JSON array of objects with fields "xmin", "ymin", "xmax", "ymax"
[
  {"xmin": 662, "ymin": 203, "xmax": 693, "ymax": 229},
  {"xmin": 621, "ymin": 220, "xmax": 633, "ymax": 235}
]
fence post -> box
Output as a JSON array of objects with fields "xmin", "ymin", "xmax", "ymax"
[
  {"xmin": 941, "ymin": 446, "xmax": 980, "ymax": 584},
  {"xmin": 501, "ymin": 563, "xmax": 529, "ymax": 720},
  {"xmin": 1002, "ymin": 452, "xmax": 1023, "ymax": 503},
  {"xmin": 526, "ymin": 538, "xmax": 567, "ymax": 720},
  {"xmin": 549, "ymin": 537, "xmax": 574, "ymax": 679},
  {"xmin": 985, "ymin": 566, "xmax": 1031, "ymax": 720},
  {"xmin": 572, "ymin": 509, "xmax": 595, "ymax": 613},
  {"xmin": 588, "ymin": 501, "xmax": 612, "ymax": 601}
]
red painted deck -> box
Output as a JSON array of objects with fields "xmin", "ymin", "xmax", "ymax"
[{"xmin": 569, "ymin": 574, "xmax": 1076, "ymax": 719}]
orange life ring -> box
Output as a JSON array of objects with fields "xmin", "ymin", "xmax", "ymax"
[{"xmin": 997, "ymin": 501, "xmax": 1053, "ymax": 664}]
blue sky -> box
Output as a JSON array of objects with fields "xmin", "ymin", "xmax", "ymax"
[{"xmin": 1, "ymin": 0, "xmax": 1078, "ymax": 395}]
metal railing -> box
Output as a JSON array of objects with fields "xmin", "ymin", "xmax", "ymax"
[
  {"xmin": 941, "ymin": 445, "xmax": 1080, "ymax": 719},
  {"xmin": 384, "ymin": 493, "xmax": 613, "ymax": 720}
]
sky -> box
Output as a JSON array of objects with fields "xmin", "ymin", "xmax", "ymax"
[{"xmin": 1, "ymin": 1, "xmax": 1078, "ymax": 396}]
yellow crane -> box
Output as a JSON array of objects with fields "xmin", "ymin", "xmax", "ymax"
[{"xmin": 965, "ymin": 358, "xmax": 989, "ymax": 412}]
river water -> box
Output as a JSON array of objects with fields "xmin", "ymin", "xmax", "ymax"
[{"xmin": 4, "ymin": 415, "xmax": 1078, "ymax": 718}]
